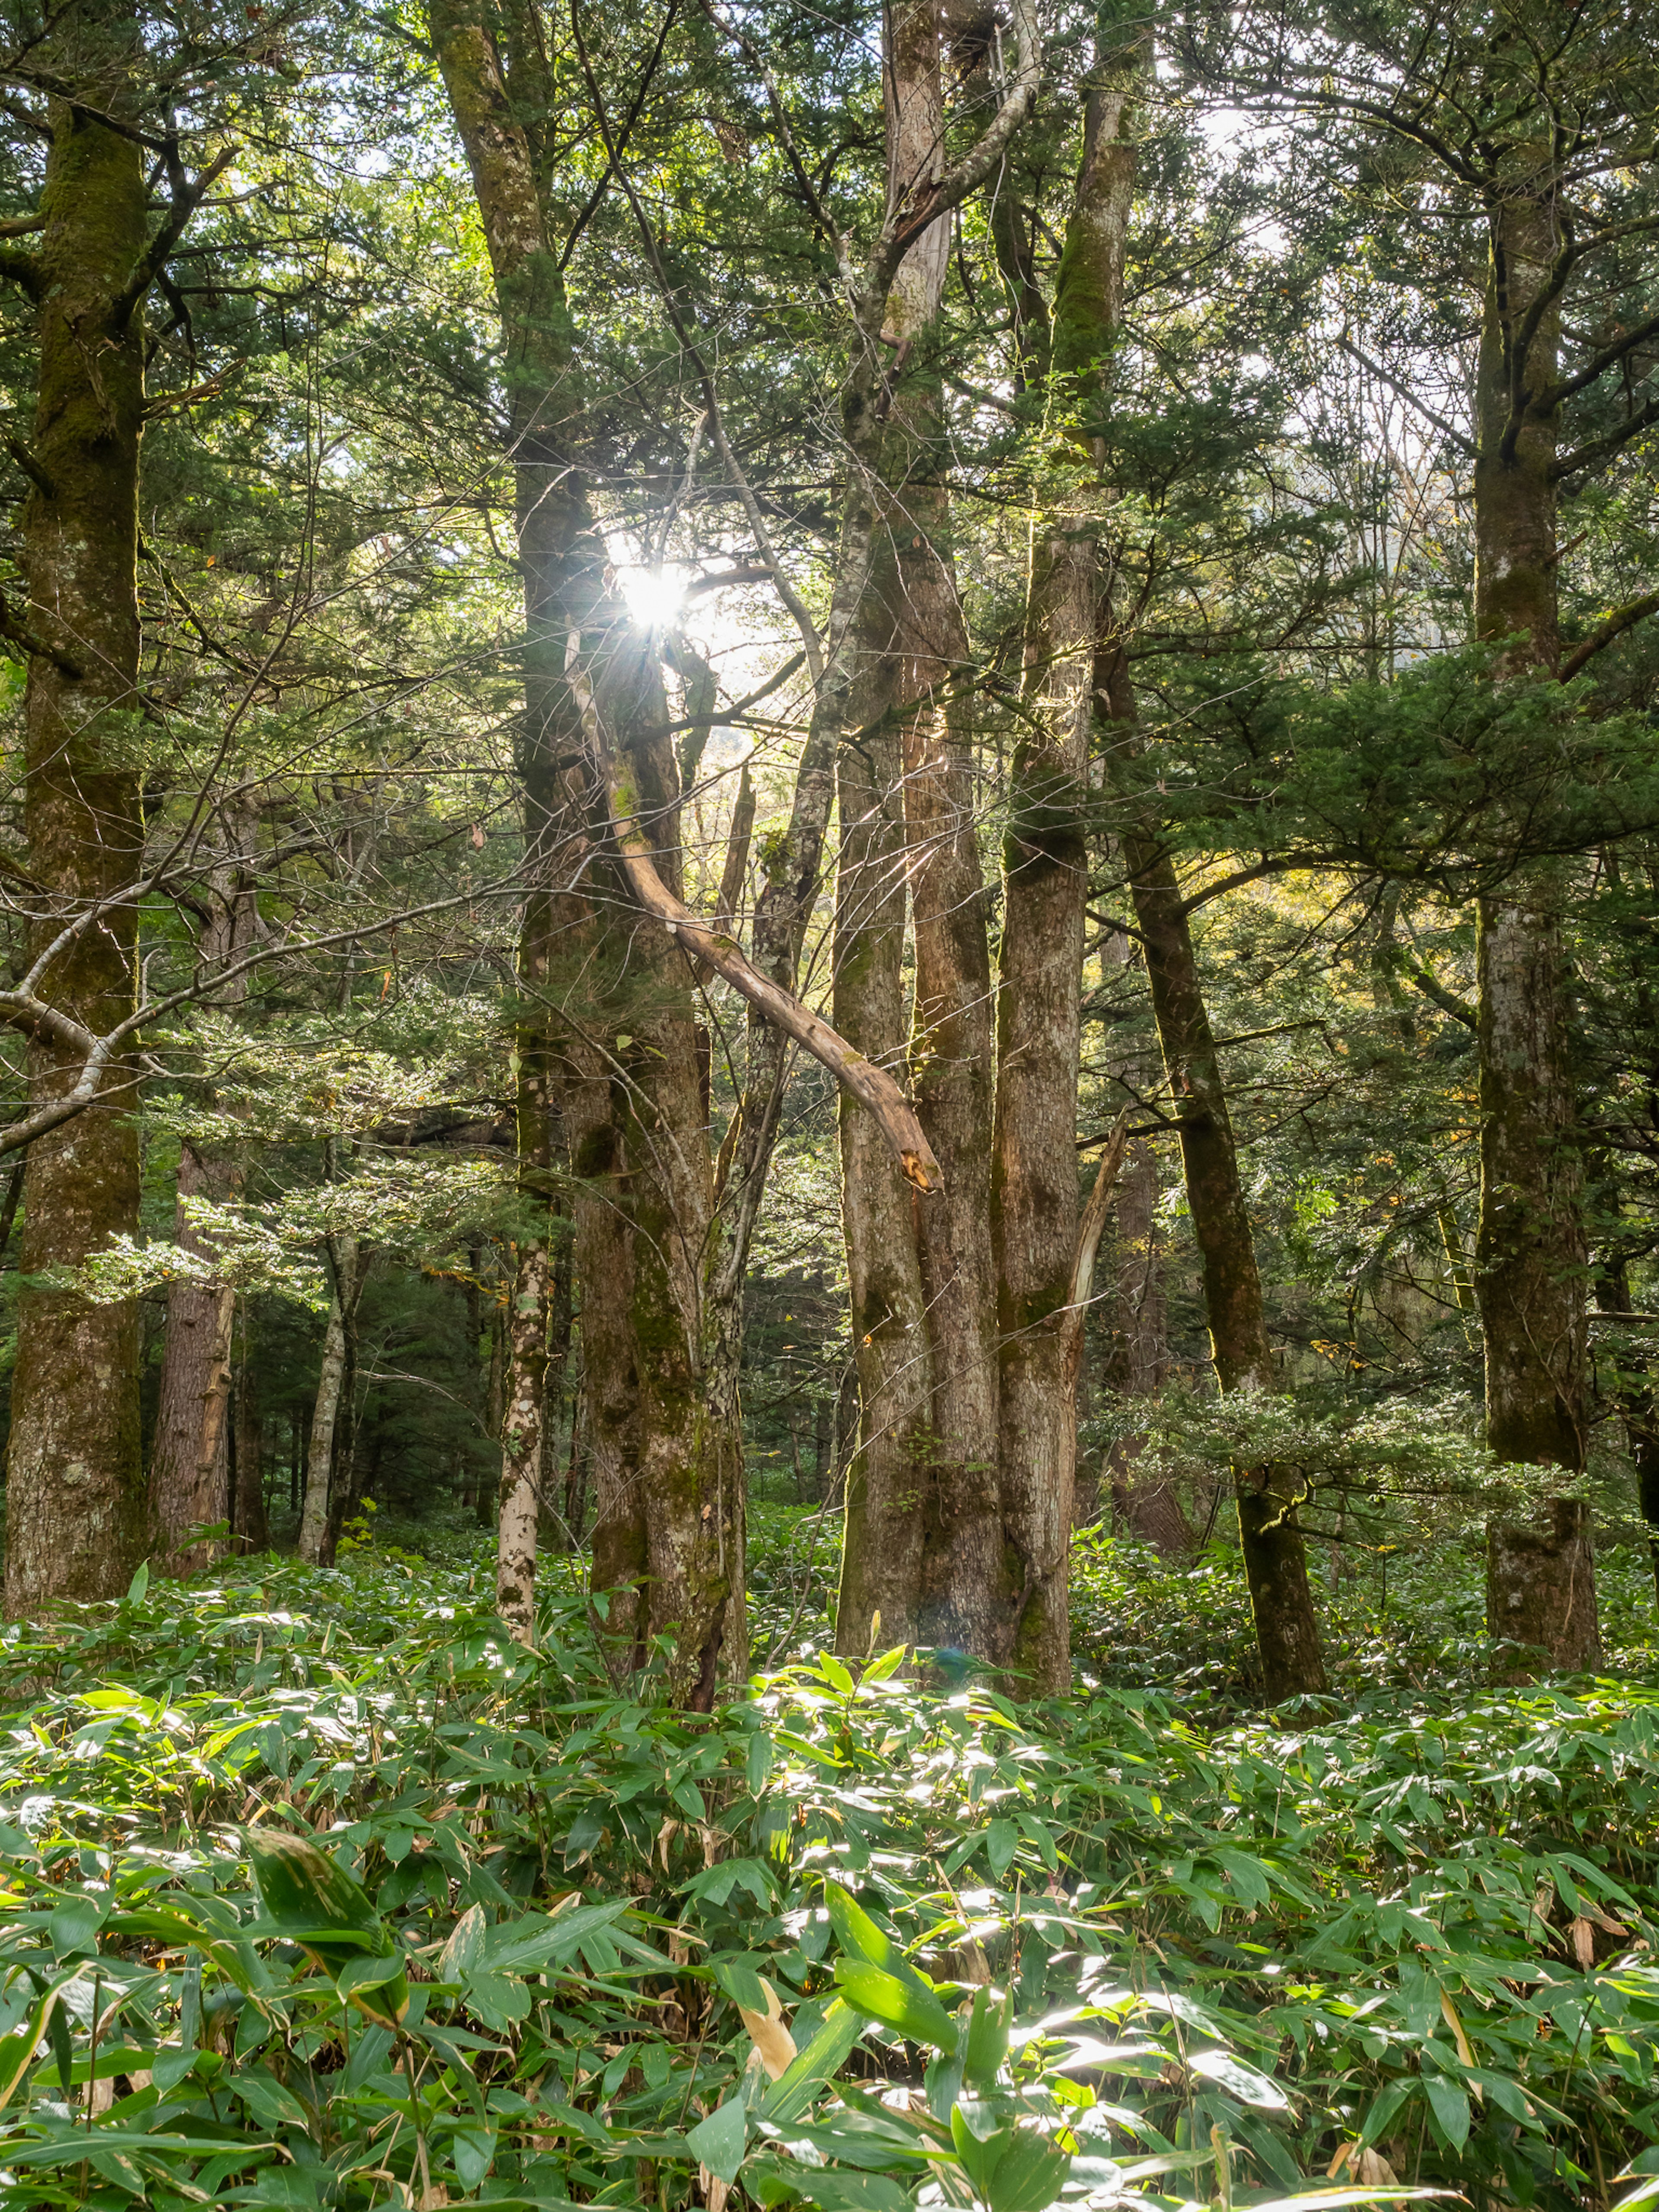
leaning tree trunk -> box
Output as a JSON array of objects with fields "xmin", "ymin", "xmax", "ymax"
[
  {"xmin": 1121, "ymin": 820, "xmax": 1328, "ymax": 1700},
  {"xmin": 1471, "ymin": 173, "xmax": 1598, "ymax": 1673},
  {"xmin": 4, "ymin": 94, "xmax": 149, "ymax": 1612}
]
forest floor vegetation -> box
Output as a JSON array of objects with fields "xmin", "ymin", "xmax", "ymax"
[{"xmin": 0, "ymin": 1530, "xmax": 1654, "ymax": 2212}]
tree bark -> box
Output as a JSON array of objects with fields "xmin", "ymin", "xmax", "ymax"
[
  {"xmin": 4, "ymin": 87, "xmax": 149, "ymax": 1612},
  {"xmin": 1471, "ymin": 170, "xmax": 1598, "ymax": 1672},
  {"xmin": 834, "ymin": 638, "xmax": 937, "ymax": 1656},
  {"xmin": 232, "ymin": 1328, "xmax": 268, "ymax": 1553},
  {"xmin": 830, "ymin": 0, "xmax": 1006, "ymax": 1664}
]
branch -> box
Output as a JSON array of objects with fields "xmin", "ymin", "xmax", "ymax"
[
  {"xmin": 1551, "ymin": 391, "xmax": 1659, "ymax": 482},
  {"xmin": 1334, "ymin": 334, "xmax": 1478, "ymax": 459},
  {"xmin": 572, "ymin": 641, "xmax": 942, "ymax": 1194},
  {"xmin": 555, "ymin": 0, "xmax": 680, "ymax": 271},
  {"xmin": 0, "ymin": 241, "xmax": 40, "ymax": 296},
  {"xmin": 1541, "ymin": 305, "xmax": 1659, "ymax": 410},
  {"xmin": 1, "ymin": 427, "xmax": 52, "ymax": 498},
  {"xmin": 655, "ymin": 647, "xmax": 806, "ymax": 737},
  {"xmin": 0, "ymin": 585, "xmax": 83, "ymax": 678},
  {"xmin": 1559, "ymin": 589, "xmax": 1659, "ymax": 682},
  {"xmin": 868, "ymin": 0, "xmax": 1040, "ymax": 293},
  {"xmin": 113, "ymin": 143, "xmax": 238, "ymax": 326},
  {"xmin": 1392, "ymin": 951, "xmax": 1476, "ymax": 1029}
]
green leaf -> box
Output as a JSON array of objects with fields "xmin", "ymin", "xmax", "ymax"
[
  {"xmin": 763, "ymin": 1999, "xmax": 867, "ymax": 2123},
  {"xmin": 712, "ymin": 1955, "xmax": 772, "ymax": 2013},
  {"xmin": 985, "ymin": 2130, "xmax": 1070, "ymax": 2212},
  {"xmin": 337, "ymin": 1950, "xmax": 408, "ymax": 1997},
  {"xmin": 439, "ymin": 1902, "xmax": 487, "ymax": 1982},
  {"xmin": 772, "ymin": 2171, "xmax": 913, "ymax": 2212},
  {"xmin": 125, "ymin": 1563, "xmax": 149, "ymax": 1606},
  {"xmin": 1209, "ymin": 1848, "xmax": 1272, "ymax": 1912},
  {"xmin": 688, "ymin": 2097, "xmax": 749, "ymax": 2183},
  {"xmin": 1189, "ymin": 2049, "xmax": 1288, "ymax": 2109},
  {"xmin": 823, "ymin": 1886, "xmax": 933, "ymax": 1997},
  {"xmin": 1422, "ymin": 2073, "xmax": 1470, "ymax": 2152},
  {"xmin": 453, "ymin": 2124, "xmax": 497, "ymax": 2190},
  {"xmin": 835, "ymin": 1961, "xmax": 960, "ymax": 2053},
  {"xmin": 237, "ymin": 2066, "xmax": 310, "ymax": 2129},
  {"xmin": 986, "ymin": 1821, "xmax": 1019, "ymax": 1878},
  {"xmin": 963, "ymin": 1985, "xmax": 1012, "ymax": 2090},
  {"xmin": 1358, "ymin": 2080, "xmax": 1414, "ymax": 2148}
]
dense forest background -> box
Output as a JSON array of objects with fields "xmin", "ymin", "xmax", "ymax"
[
  {"xmin": 3, "ymin": 0, "xmax": 1657, "ymax": 1697},
  {"xmin": 3, "ymin": 3, "xmax": 1659, "ymax": 2207}
]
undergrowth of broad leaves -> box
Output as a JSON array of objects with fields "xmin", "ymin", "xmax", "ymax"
[{"xmin": 0, "ymin": 1551, "xmax": 1656, "ymax": 2212}]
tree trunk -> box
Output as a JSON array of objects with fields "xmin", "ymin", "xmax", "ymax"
[
  {"xmin": 150, "ymin": 1145, "xmax": 238, "ymax": 1576},
  {"xmin": 831, "ymin": 0, "xmax": 1007, "ymax": 1664},
  {"xmin": 297, "ymin": 1237, "xmax": 357, "ymax": 1568},
  {"xmin": 1471, "ymin": 172, "xmax": 1598, "ymax": 1672},
  {"xmin": 5, "ymin": 90, "xmax": 149, "ymax": 1613},
  {"xmin": 581, "ymin": 626, "xmax": 744, "ymax": 1703},
  {"xmin": 1104, "ymin": 1138, "xmax": 1189, "ymax": 1554},
  {"xmin": 988, "ymin": 36, "xmax": 1144, "ymax": 1692},
  {"xmin": 153, "ymin": 823, "xmax": 257, "ymax": 1576},
  {"xmin": 834, "ymin": 639, "xmax": 937, "ymax": 1656},
  {"xmin": 232, "ymin": 1331, "xmax": 268, "ymax": 1554},
  {"xmin": 1121, "ymin": 826, "xmax": 1327, "ymax": 1698}
]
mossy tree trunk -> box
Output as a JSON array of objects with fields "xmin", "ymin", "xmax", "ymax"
[
  {"xmin": 988, "ymin": 32, "xmax": 1142, "ymax": 1692},
  {"xmin": 1471, "ymin": 174, "xmax": 1599, "ymax": 1672},
  {"xmin": 4, "ymin": 92, "xmax": 151, "ymax": 1612},
  {"xmin": 433, "ymin": 0, "xmax": 733, "ymax": 1668}
]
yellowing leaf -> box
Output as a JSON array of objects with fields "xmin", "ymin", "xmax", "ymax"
[{"xmin": 738, "ymin": 1977, "xmax": 798, "ymax": 2082}]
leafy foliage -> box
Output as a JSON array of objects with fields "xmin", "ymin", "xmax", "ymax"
[{"xmin": 0, "ymin": 1555, "xmax": 1654, "ymax": 2210}]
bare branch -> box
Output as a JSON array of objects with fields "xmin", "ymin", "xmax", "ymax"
[
  {"xmin": 1559, "ymin": 588, "xmax": 1659, "ymax": 682},
  {"xmin": 572, "ymin": 639, "xmax": 942, "ymax": 1194}
]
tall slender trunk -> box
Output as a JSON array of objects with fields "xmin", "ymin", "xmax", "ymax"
[
  {"xmin": 232, "ymin": 1328, "xmax": 268, "ymax": 1553},
  {"xmin": 834, "ymin": 0, "xmax": 1004, "ymax": 1662},
  {"xmin": 835, "ymin": 640, "xmax": 936, "ymax": 1653},
  {"xmin": 1120, "ymin": 822, "xmax": 1327, "ymax": 1698},
  {"xmin": 1104, "ymin": 1138, "xmax": 1188, "ymax": 1553},
  {"xmin": 153, "ymin": 823, "xmax": 257, "ymax": 1575},
  {"xmin": 297, "ymin": 1236, "xmax": 357, "ymax": 1568},
  {"xmin": 988, "ymin": 36, "xmax": 1144, "ymax": 1691},
  {"xmin": 150, "ymin": 1144, "xmax": 238, "ymax": 1575},
  {"xmin": 1471, "ymin": 173, "xmax": 1598, "ymax": 1672},
  {"xmin": 5, "ymin": 89, "xmax": 149, "ymax": 1612}
]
